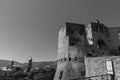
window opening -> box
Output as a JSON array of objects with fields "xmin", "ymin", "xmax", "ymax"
[
  {"xmin": 86, "ymin": 54, "xmax": 93, "ymax": 57},
  {"xmin": 75, "ymin": 57, "xmax": 77, "ymax": 61},
  {"xmin": 69, "ymin": 57, "xmax": 71, "ymax": 61},
  {"xmin": 59, "ymin": 71, "xmax": 63, "ymax": 79},
  {"xmin": 97, "ymin": 39, "xmax": 106, "ymax": 49},
  {"xmin": 64, "ymin": 58, "xmax": 66, "ymax": 61}
]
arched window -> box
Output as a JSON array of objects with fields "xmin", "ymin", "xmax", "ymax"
[
  {"xmin": 97, "ymin": 39, "xmax": 106, "ymax": 49},
  {"xmin": 86, "ymin": 54, "xmax": 93, "ymax": 57}
]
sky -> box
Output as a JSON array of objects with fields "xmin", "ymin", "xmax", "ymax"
[{"xmin": 0, "ymin": 0, "xmax": 120, "ymax": 63}]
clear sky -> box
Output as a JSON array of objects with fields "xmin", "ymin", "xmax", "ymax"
[{"xmin": 0, "ymin": 0, "xmax": 120, "ymax": 63}]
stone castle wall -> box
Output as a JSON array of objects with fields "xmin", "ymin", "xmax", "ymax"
[
  {"xmin": 54, "ymin": 21, "xmax": 120, "ymax": 80},
  {"xmin": 85, "ymin": 56, "xmax": 120, "ymax": 80}
]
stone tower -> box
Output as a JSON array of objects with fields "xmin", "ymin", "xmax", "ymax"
[
  {"xmin": 86, "ymin": 20, "xmax": 110, "ymax": 57},
  {"xmin": 11, "ymin": 59, "xmax": 14, "ymax": 69},
  {"xmin": 54, "ymin": 22, "xmax": 87, "ymax": 80},
  {"xmin": 26, "ymin": 57, "xmax": 32, "ymax": 72}
]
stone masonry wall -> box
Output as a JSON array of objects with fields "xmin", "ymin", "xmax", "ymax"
[{"xmin": 85, "ymin": 56, "xmax": 120, "ymax": 80}]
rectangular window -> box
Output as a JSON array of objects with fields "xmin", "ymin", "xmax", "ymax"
[
  {"xmin": 106, "ymin": 60, "xmax": 114, "ymax": 74},
  {"xmin": 59, "ymin": 71, "xmax": 63, "ymax": 79}
]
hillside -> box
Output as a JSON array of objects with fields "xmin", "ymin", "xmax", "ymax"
[
  {"xmin": 23, "ymin": 61, "xmax": 57, "ymax": 69},
  {"xmin": 0, "ymin": 59, "xmax": 57, "ymax": 69}
]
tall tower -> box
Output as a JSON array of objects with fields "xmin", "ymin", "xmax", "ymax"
[
  {"xmin": 54, "ymin": 22, "xmax": 86, "ymax": 80},
  {"xmin": 86, "ymin": 20, "xmax": 110, "ymax": 57},
  {"xmin": 11, "ymin": 59, "xmax": 14, "ymax": 69},
  {"xmin": 26, "ymin": 57, "xmax": 32, "ymax": 72}
]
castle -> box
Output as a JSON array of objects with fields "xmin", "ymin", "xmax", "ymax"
[{"xmin": 54, "ymin": 20, "xmax": 120, "ymax": 80}]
